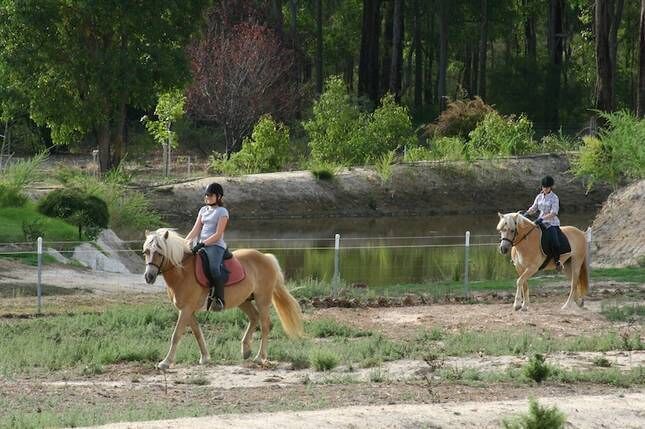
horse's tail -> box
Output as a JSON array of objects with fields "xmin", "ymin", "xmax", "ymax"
[
  {"xmin": 266, "ymin": 253, "xmax": 304, "ymax": 338},
  {"xmin": 577, "ymin": 254, "xmax": 589, "ymax": 297}
]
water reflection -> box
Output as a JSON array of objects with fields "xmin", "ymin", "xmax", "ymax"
[{"xmin": 209, "ymin": 214, "xmax": 594, "ymax": 286}]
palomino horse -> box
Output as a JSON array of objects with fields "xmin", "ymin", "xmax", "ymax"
[
  {"xmin": 496, "ymin": 212, "xmax": 589, "ymax": 311},
  {"xmin": 142, "ymin": 228, "xmax": 304, "ymax": 370}
]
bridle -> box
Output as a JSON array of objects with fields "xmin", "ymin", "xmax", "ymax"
[
  {"xmin": 145, "ymin": 252, "xmax": 169, "ymax": 275},
  {"xmin": 500, "ymin": 219, "xmax": 537, "ymax": 247}
]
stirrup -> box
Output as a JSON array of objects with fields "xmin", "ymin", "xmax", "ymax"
[
  {"xmin": 208, "ymin": 296, "xmax": 224, "ymax": 312},
  {"xmin": 555, "ymin": 260, "xmax": 562, "ymax": 272}
]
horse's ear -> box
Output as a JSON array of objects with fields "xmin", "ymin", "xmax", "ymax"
[
  {"xmin": 163, "ymin": 230, "xmax": 169, "ymax": 240},
  {"xmin": 498, "ymin": 212, "xmax": 503, "ymax": 219},
  {"xmin": 145, "ymin": 229, "xmax": 150, "ymax": 237}
]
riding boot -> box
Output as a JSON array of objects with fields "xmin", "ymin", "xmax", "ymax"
[
  {"xmin": 208, "ymin": 278, "xmax": 225, "ymax": 311},
  {"xmin": 554, "ymin": 259, "xmax": 562, "ymax": 272}
]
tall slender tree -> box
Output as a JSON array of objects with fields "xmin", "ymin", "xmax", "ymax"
[
  {"xmin": 389, "ymin": 0, "xmax": 404, "ymax": 100},
  {"xmin": 359, "ymin": 0, "xmax": 381, "ymax": 104},
  {"xmin": 595, "ymin": 0, "xmax": 614, "ymax": 113},
  {"xmin": 638, "ymin": 0, "xmax": 645, "ymax": 117},
  {"xmin": 477, "ymin": 0, "xmax": 488, "ymax": 99},
  {"xmin": 545, "ymin": 0, "xmax": 564, "ymax": 130},
  {"xmin": 437, "ymin": 0, "xmax": 449, "ymax": 111},
  {"xmin": 315, "ymin": 0, "xmax": 324, "ymax": 93}
]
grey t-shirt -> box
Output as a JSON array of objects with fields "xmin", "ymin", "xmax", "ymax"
[{"xmin": 199, "ymin": 205, "xmax": 229, "ymax": 248}]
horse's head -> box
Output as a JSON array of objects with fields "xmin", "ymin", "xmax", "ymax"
[
  {"xmin": 496, "ymin": 212, "xmax": 522, "ymax": 255},
  {"xmin": 142, "ymin": 228, "xmax": 189, "ymax": 284}
]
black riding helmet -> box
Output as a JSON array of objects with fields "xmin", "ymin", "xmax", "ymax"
[
  {"xmin": 541, "ymin": 175, "xmax": 554, "ymax": 188},
  {"xmin": 204, "ymin": 182, "xmax": 224, "ymax": 197}
]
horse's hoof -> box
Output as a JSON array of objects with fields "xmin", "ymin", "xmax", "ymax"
[
  {"xmin": 243, "ymin": 350, "xmax": 252, "ymax": 360},
  {"xmin": 513, "ymin": 305, "xmax": 521, "ymax": 311},
  {"xmin": 520, "ymin": 306, "xmax": 528, "ymax": 312},
  {"xmin": 156, "ymin": 361, "xmax": 170, "ymax": 371},
  {"xmin": 199, "ymin": 356, "xmax": 210, "ymax": 365}
]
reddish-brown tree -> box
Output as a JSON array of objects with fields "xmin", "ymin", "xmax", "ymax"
[{"xmin": 187, "ymin": 8, "xmax": 297, "ymax": 157}]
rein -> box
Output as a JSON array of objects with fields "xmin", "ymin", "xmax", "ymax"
[
  {"xmin": 146, "ymin": 255, "xmax": 170, "ymax": 274},
  {"xmin": 501, "ymin": 222, "xmax": 537, "ymax": 247}
]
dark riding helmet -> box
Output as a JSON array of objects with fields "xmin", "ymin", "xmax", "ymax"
[
  {"xmin": 204, "ymin": 182, "xmax": 224, "ymax": 197},
  {"xmin": 541, "ymin": 175, "xmax": 554, "ymax": 188}
]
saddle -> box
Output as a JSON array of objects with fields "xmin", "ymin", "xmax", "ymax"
[
  {"xmin": 537, "ymin": 224, "xmax": 571, "ymax": 270},
  {"xmin": 195, "ymin": 249, "xmax": 246, "ymax": 289}
]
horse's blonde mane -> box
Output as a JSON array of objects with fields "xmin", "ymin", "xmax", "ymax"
[
  {"xmin": 143, "ymin": 228, "xmax": 189, "ymax": 267},
  {"xmin": 497, "ymin": 212, "xmax": 526, "ymax": 231}
]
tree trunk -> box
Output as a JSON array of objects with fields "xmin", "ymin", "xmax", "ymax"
[
  {"xmin": 609, "ymin": 0, "xmax": 625, "ymax": 107},
  {"xmin": 112, "ymin": 102, "xmax": 127, "ymax": 169},
  {"xmin": 359, "ymin": 0, "xmax": 381, "ymax": 104},
  {"xmin": 389, "ymin": 0, "xmax": 403, "ymax": 101},
  {"xmin": 524, "ymin": 0, "xmax": 536, "ymax": 61},
  {"xmin": 638, "ymin": 0, "xmax": 645, "ymax": 117},
  {"xmin": 315, "ymin": 0, "xmax": 323, "ymax": 93},
  {"xmin": 381, "ymin": 0, "xmax": 393, "ymax": 98},
  {"xmin": 424, "ymin": 6, "xmax": 434, "ymax": 106},
  {"xmin": 413, "ymin": 0, "xmax": 423, "ymax": 110},
  {"xmin": 437, "ymin": 0, "xmax": 448, "ymax": 111},
  {"xmin": 545, "ymin": 0, "xmax": 563, "ymax": 131},
  {"xmin": 344, "ymin": 55, "xmax": 355, "ymax": 91},
  {"xmin": 477, "ymin": 0, "xmax": 487, "ymax": 99},
  {"xmin": 97, "ymin": 124, "xmax": 112, "ymax": 173},
  {"xmin": 595, "ymin": 0, "xmax": 614, "ymax": 113},
  {"xmin": 270, "ymin": 0, "xmax": 284, "ymax": 37}
]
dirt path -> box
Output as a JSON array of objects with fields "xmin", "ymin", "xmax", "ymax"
[{"xmin": 83, "ymin": 391, "xmax": 645, "ymax": 429}]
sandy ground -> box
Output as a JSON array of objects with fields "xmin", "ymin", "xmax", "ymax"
[{"xmin": 84, "ymin": 391, "xmax": 645, "ymax": 429}]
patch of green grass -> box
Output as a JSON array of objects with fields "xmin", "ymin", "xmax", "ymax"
[
  {"xmin": 0, "ymin": 204, "xmax": 79, "ymax": 243},
  {"xmin": 310, "ymin": 349, "xmax": 339, "ymax": 371},
  {"xmin": 591, "ymin": 267, "xmax": 645, "ymax": 283},
  {"xmin": 0, "ymin": 398, "xmax": 210, "ymax": 429},
  {"xmin": 601, "ymin": 303, "xmax": 645, "ymax": 322},
  {"xmin": 308, "ymin": 319, "xmax": 372, "ymax": 338},
  {"xmin": 592, "ymin": 356, "xmax": 612, "ymax": 368}
]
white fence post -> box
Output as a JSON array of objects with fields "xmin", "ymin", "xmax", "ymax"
[
  {"xmin": 37, "ymin": 237, "xmax": 43, "ymax": 314},
  {"xmin": 333, "ymin": 233, "xmax": 341, "ymax": 296},
  {"xmin": 187, "ymin": 156, "xmax": 191, "ymax": 176},
  {"xmin": 464, "ymin": 231, "xmax": 470, "ymax": 297}
]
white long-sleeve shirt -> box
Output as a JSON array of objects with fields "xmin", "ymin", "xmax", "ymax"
[{"xmin": 528, "ymin": 191, "xmax": 560, "ymax": 227}]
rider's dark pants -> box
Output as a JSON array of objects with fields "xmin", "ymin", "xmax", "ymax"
[
  {"xmin": 201, "ymin": 245, "xmax": 227, "ymax": 303},
  {"xmin": 546, "ymin": 225, "xmax": 561, "ymax": 262}
]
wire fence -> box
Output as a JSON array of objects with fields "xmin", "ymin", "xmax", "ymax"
[{"xmin": 0, "ymin": 229, "xmax": 599, "ymax": 313}]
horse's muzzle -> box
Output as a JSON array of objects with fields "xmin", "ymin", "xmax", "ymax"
[
  {"xmin": 499, "ymin": 243, "xmax": 510, "ymax": 255},
  {"xmin": 144, "ymin": 268, "xmax": 157, "ymax": 284}
]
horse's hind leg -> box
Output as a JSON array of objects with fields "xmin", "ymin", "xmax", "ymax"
[
  {"xmin": 189, "ymin": 314, "xmax": 210, "ymax": 365},
  {"xmin": 158, "ymin": 309, "xmax": 191, "ymax": 370},
  {"xmin": 254, "ymin": 305, "xmax": 271, "ymax": 364},
  {"xmin": 238, "ymin": 300, "xmax": 259, "ymax": 360},
  {"xmin": 562, "ymin": 258, "xmax": 582, "ymax": 310}
]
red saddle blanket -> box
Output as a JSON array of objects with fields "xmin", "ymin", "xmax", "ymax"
[{"xmin": 195, "ymin": 255, "xmax": 246, "ymax": 289}]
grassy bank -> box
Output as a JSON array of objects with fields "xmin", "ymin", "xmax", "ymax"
[{"xmin": 0, "ymin": 303, "xmax": 642, "ymax": 377}]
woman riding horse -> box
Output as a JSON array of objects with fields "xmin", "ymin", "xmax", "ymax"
[{"xmin": 524, "ymin": 175, "xmax": 562, "ymax": 271}]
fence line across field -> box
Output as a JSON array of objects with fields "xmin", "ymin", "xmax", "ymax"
[{"xmin": 3, "ymin": 228, "xmax": 595, "ymax": 313}]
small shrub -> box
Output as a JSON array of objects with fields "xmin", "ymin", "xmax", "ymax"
[
  {"xmin": 310, "ymin": 349, "xmax": 339, "ymax": 371},
  {"xmin": 592, "ymin": 356, "xmax": 612, "ymax": 368},
  {"xmin": 38, "ymin": 189, "xmax": 109, "ymax": 239},
  {"xmin": 216, "ymin": 115, "xmax": 291, "ymax": 175},
  {"xmin": 540, "ymin": 131, "xmax": 578, "ymax": 153},
  {"xmin": 430, "ymin": 136, "xmax": 467, "ymax": 161},
  {"xmin": 374, "ymin": 149, "xmax": 396, "ymax": 185},
  {"xmin": 467, "ymin": 112, "xmax": 535, "ymax": 157},
  {"xmin": 403, "ymin": 146, "xmax": 433, "ymax": 162},
  {"xmin": 308, "ymin": 160, "xmax": 341, "ymax": 181},
  {"xmin": 0, "ymin": 152, "xmax": 47, "ymax": 207},
  {"xmin": 424, "ymin": 96, "xmax": 494, "ymax": 139},
  {"xmin": 573, "ymin": 111, "xmax": 645, "ymax": 190},
  {"xmin": 81, "ymin": 363, "xmax": 104, "ymax": 376},
  {"xmin": 524, "ymin": 353, "xmax": 550, "ymax": 383},
  {"xmin": 502, "ymin": 398, "xmax": 566, "ymax": 429},
  {"xmin": 22, "ymin": 218, "xmax": 45, "ymax": 241}
]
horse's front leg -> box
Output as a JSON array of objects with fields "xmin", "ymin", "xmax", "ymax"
[
  {"xmin": 513, "ymin": 279, "xmax": 523, "ymax": 311},
  {"xmin": 158, "ymin": 309, "xmax": 191, "ymax": 370},
  {"xmin": 516, "ymin": 268, "xmax": 537, "ymax": 312},
  {"xmin": 189, "ymin": 314, "xmax": 210, "ymax": 365}
]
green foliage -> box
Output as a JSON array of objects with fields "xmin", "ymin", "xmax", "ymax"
[
  {"xmin": 572, "ymin": 111, "xmax": 645, "ymax": 189},
  {"xmin": 52, "ymin": 166, "xmax": 162, "ymax": 237},
  {"xmin": 303, "ymin": 76, "xmax": 364, "ymax": 164},
  {"xmin": 601, "ymin": 303, "xmax": 645, "ymax": 322},
  {"xmin": 374, "ymin": 149, "xmax": 396, "ymax": 185},
  {"xmin": 38, "ymin": 189, "xmax": 109, "ymax": 240},
  {"xmin": 502, "ymin": 398, "xmax": 566, "ymax": 429},
  {"xmin": 425, "ymin": 96, "xmax": 494, "ymax": 139},
  {"xmin": 540, "ymin": 131, "xmax": 578, "ymax": 153},
  {"xmin": 304, "ymin": 76, "xmax": 414, "ymax": 165},
  {"xmin": 0, "ymin": 1, "xmax": 206, "ymax": 161},
  {"xmin": 308, "ymin": 159, "xmax": 342, "ymax": 180},
  {"xmin": 467, "ymin": 112, "xmax": 536, "ymax": 157},
  {"xmin": 430, "ymin": 136, "xmax": 468, "ymax": 161},
  {"xmin": 310, "ymin": 349, "xmax": 339, "ymax": 371},
  {"xmin": 403, "ymin": 146, "xmax": 434, "ymax": 162},
  {"xmin": 211, "ymin": 115, "xmax": 291, "ymax": 175},
  {"xmin": 0, "ymin": 152, "xmax": 47, "ymax": 207},
  {"xmin": 141, "ymin": 90, "xmax": 186, "ymax": 148},
  {"xmin": 523, "ymin": 353, "xmax": 550, "ymax": 383},
  {"xmin": 0, "ymin": 205, "xmax": 78, "ymax": 243}
]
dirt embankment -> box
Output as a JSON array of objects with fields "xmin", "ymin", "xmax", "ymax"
[
  {"xmin": 149, "ymin": 154, "xmax": 611, "ymax": 224},
  {"xmin": 590, "ymin": 179, "xmax": 645, "ymax": 267}
]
